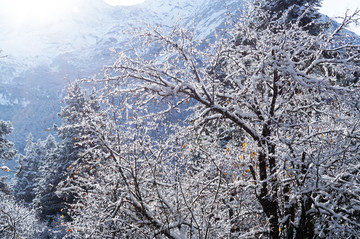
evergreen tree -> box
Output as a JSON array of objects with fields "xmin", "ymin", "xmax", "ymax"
[
  {"xmin": 35, "ymin": 83, "xmax": 101, "ymax": 223},
  {"xmin": 55, "ymin": 82, "xmax": 100, "ymax": 158},
  {"xmin": 0, "ymin": 120, "xmax": 16, "ymax": 195},
  {"xmin": 12, "ymin": 134, "xmax": 68, "ymax": 237},
  {"xmin": 0, "ymin": 121, "xmax": 44, "ymax": 237},
  {"xmin": 259, "ymin": 0, "xmax": 323, "ymax": 34},
  {"xmin": 0, "ymin": 120, "xmax": 16, "ymax": 164},
  {"xmin": 13, "ymin": 83, "xmax": 100, "ymax": 228},
  {"xmin": 32, "ymin": 135, "xmax": 65, "ymax": 222},
  {"xmin": 12, "ymin": 133, "xmax": 41, "ymax": 204}
]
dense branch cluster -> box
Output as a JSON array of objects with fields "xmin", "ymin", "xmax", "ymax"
[
  {"xmin": 1, "ymin": 1, "xmax": 360, "ymax": 238},
  {"xmin": 55, "ymin": 3, "xmax": 360, "ymax": 239}
]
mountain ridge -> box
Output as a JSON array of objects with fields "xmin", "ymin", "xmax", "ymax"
[{"xmin": 0, "ymin": 0, "xmax": 240, "ymax": 152}]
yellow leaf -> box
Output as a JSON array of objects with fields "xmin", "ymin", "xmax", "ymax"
[
  {"xmin": 235, "ymin": 163, "xmax": 238, "ymax": 168},
  {"xmin": 226, "ymin": 147, "xmax": 230, "ymax": 152},
  {"xmin": 61, "ymin": 215, "xmax": 64, "ymax": 218},
  {"xmin": 247, "ymin": 168, "xmax": 250, "ymax": 173},
  {"xmin": 279, "ymin": 227, "xmax": 282, "ymax": 233}
]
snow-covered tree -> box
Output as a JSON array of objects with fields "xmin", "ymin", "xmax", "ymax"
[
  {"xmin": 12, "ymin": 134, "xmax": 66, "ymax": 226},
  {"xmin": 32, "ymin": 134, "xmax": 66, "ymax": 222},
  {"xmin": 0, "ymin": 121, "xmax": 45, "ymax": 238},
  {"xmin": 58, "ymin": 2, "xmax": 360, "ymax": 239},
  {"xmin": 0, "ymin": 194, "xmax": 44, "ymax": 238},
  {"xmin": 259, "ymin": 0, "xmax": 323, "ymax": 35},
  {"xmin": 0, "ymin": 120, "xmax": 16, "ymax": 195},
  {"xmin": 12, "ymin": 133, "xmax": 41, "ymax": 204},
  {"xmin": 55, "ymin": 82, "xmax": 100, "ymax": 155},
  {"xmin": 0, "ymin": 120, "xmax": 16, "ymax": 164}
]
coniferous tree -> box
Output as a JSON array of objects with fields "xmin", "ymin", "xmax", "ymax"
[
  {"xmin": 47, "ymin": 83, "xmax": 101, "ymax": 222},
  {"xmin": 12, "ymin": 134, "xmax": 64, "ymax": 223},
  {"xmin": 13, "ymin": 83, "xmax": 101, "ymax": 228},
  {"xmin": 0, "ymin": 121, "xmax": 44, "ymax": 238},
  {"xmin": 259, "ymin": 0, "xmax": 323, "ymax": 35},
  {"xmin": 32, "ymin": 134, "xmax": 65, "ymax": 222},
  {"xmin": 12, "ymin": 133, "xmax": 41, "ymax": 204},
  {"xmin": 0, "ymin": 120, "xmax": 16, "ymax": 195},
  {"xmin": 0, "ymin": 120, "xmax": 16, "ymax": 164}
]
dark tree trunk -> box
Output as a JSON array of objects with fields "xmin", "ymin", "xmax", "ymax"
[{"xmin": 295, "ymin": 196, "xmax": 315, "ymax": 239}]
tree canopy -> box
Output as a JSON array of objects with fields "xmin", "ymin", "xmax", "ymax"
[
  {"xmin": 2, "ymin": 1, "xmax": 360, "ymax": 238},
  {"xmin": 56, "ymin": 2, "xmax": 360, "ymax": 238}
]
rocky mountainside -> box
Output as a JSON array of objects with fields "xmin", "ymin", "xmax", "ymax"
[{"xmin": 0, "ymin": 0, "xmax": 241, "ymax": 152}]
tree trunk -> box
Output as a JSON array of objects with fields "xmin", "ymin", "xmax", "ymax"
[{"xmin": 258, "ymin": 151, "xmax": 279, "ymax": 239}]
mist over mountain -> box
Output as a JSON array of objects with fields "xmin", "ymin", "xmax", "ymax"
[
  {"xmin": 1, "ymin": 1, "xmax": 360, "ymax": 237},
  {"xmin": 1, "ymin": 0, "xmax": 358, "ymax": 153},
  {"xmin": 0, "ymin": 0, "xmax": 240, "ymax": 152}
]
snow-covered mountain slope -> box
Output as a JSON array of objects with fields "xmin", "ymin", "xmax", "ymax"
[
  {"xmin": 2, "ymin": 0, "xmax": 358, "ymax": 153},
  {"xmin": 0, "ymin": 0, "xmax": 242, "ymax": 151}
]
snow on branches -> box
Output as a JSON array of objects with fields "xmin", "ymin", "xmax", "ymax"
[
  {"xmin": 58, "ymin": 2, "xmax": 360, "ymax": 239},
  {"xmin": 0, "ymin": 195, "xmax": 44, "ymax": 238}
]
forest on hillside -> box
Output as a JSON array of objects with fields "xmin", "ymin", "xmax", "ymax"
[{"xmin": 1, "ymin": 0, "xmax": 360, "ymax": 238}]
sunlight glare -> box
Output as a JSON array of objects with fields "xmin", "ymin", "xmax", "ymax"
[{"xmin": 0, "ymin": 0, "xmax": 76, "ymax": 28}]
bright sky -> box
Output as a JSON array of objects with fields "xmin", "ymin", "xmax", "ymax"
[
  {"xmin": 320, "ymin": 0, "xmax": 360, "ymax": 34},
  {"xmin": 0, "ymin": 0, "xmax": 145, "ymax": 29},
  {"xmin": 0, "ymin": 0, "xmax": 78, "ymax": 28},
  {"xmin": 0, "ymin": 0, "xmax": 358, "ymax": 34},
  {"xmin": 103, "ymin": 0, "xmax": 145, "ymax": 6}
]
